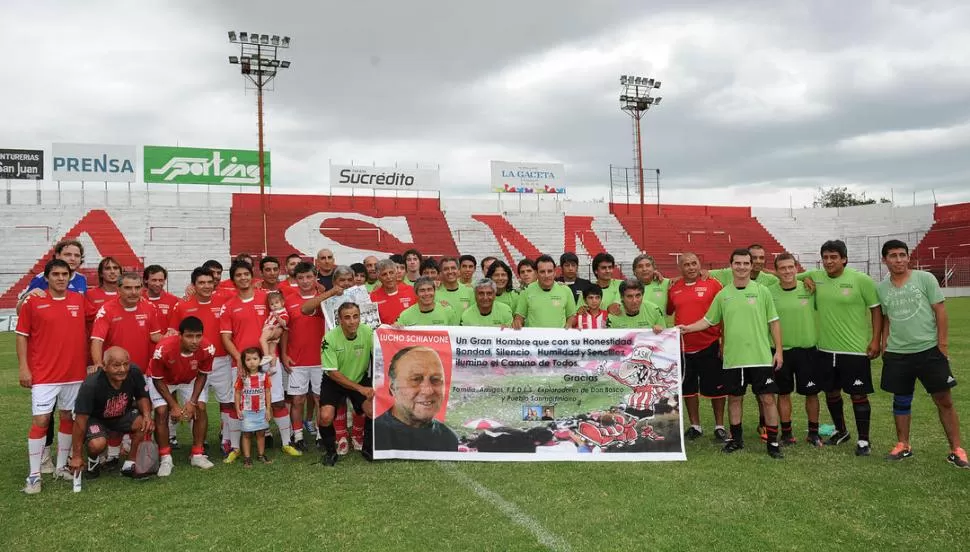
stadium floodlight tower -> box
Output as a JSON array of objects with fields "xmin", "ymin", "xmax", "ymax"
[
  {"xmin": 228, "ymin": 31, "xmax": 292, "ymax": 255},
  {"xmin": 619, "ymin": 75, "xmax": 662, "ymax": 251}
]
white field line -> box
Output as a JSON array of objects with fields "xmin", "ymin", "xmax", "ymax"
[{"xmin": 437, "ymin": 461, "xmax": 572, "ymax": 552}]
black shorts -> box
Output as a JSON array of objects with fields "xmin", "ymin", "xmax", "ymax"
[
  {"xmin": 319, "ymin": 373, "xmax": 372, "ymax": 415},
  {"xmin": 821, "ymin": 352, "xmax": 874, "ymax": 395},
  {"xmin": 776, "ymin": 347, "xmax": 829, "ymax": 395},
  {"xmin": 725, "ymin": 367, "xmax": 779, "ymax": 396},
  {"xmin": 881, "ymin": 347, "xmax": 957, "ymax": 395},
  {"xmin": 683, "ymin": 342, "xmax": 729, "ymax": 398},
  {"xmin": 85, "ymin": 410, "xmax": 139, "ymax": 442}
]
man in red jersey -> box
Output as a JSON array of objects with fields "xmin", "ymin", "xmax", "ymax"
[
  {"xmin": 168, "ymin": 267, "xmax": 229, "ymax": 452},
  {"xmin": 86, "ymin": 257, "xmax": 122, "ymax": 313},
  {"xmin": 149, "ymin": 316, "xmax": 216, "ymax": 476},
  {"xmin": 667, "ymin": 253, "xmax": 728, "ymax": 442},
  {"xmin": 370, "ymin": 258, "xmax": 417, "ymax": 324},
  {"xmin": 16, "ymin": 259, "xmax": 89, "ymax": 494},
  {"xmin": 220, "ymin": 261, "xmax": 299, "ymax": 461},
  {"xmin": 91, "ymin": 273, "xmax": 163, "ymax": 373},
  {"xmin": 282, "ymin": 262, "xmax": 327, "ymax": 451},
  {"xmin": 257, "ymin": 256, "xmax": 296, "ymax": 296},
  {"xmin": 143, "ymin": 265, "xmax": 179, "ymax": 330}
]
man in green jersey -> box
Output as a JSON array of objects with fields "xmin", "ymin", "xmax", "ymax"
[
  {"xmin": 458, "ymin": 255, "xmax": 478, "ymax": 287},
  {"xmin": 583, "ymin": 252, "xmax": 622, "ymax": 308},
  {"xmin": 397, "ymin": 277, "xmax": 458, "ymax": 327},
  {"xmin": 633, "ymin": 254, "xmax": 671, "ymax": 313},
  {"xmin": 436, "ymin": 257, "xmax": 475, "ymax": 313},
  {"xmin": 772, "ymin": 254, "xmax": 824, "ymax": 447},
  {"xmin": 403, "ymin": 249, "xmax": 422, "ymax": 286},
  {"xmin": 316, "ymin": 303, "xmax": 374, "ymax": 466},
  {"xmin": 679, "ymin": 248, "xmax": 784, "ymax": 458},
  {"xmin": 606, "ymin": 279, "xmax": 666, "ymax": 332},
  {"xmin": 800, "ymin": 239, "xmax": 882, "ymax": 456},
  {"xmin": 461, "ymin": 279, "xmax": 513, "ymax": 327},
  {"xmin": 363, "ymin": 256, "xmax": 380, "ymax": 292},
  {"xmin": 877, "ymin": 240, "xmax": 966, "ymax": 468},
  {"xmin": 513, "ymin": 255, "xmax": 578, "ymax": 329}
]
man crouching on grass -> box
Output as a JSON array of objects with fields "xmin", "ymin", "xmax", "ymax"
[{"xmin": 70, "ymin": 347, "xmax": 154, "ymax": 479}]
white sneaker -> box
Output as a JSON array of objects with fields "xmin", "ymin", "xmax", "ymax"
[
  {"xmin": 158, "ymin": 455, "xmax": 174, "ymax": 477},
  {"xmin": 40, "ymin": 447, "xmax": 54, "ymax": 474},
  {"xmin": 54, "ymin": 466, "xmax": 73, "ymax": 481},
  {"xmin": 190, "ymin": 454, "xmax": 214, "ymax": 470},
  {"xmin": 22, "ymin": 475, "xmax": 42, "ymax": 494}
]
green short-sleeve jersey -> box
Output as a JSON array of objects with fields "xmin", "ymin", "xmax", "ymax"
[
  {"xmin": 435, "ymin": 284, "xmax": 475, "ymax": 313},
  {"xmin": 494, "ymin": 290, "xmax": 518, "ymax": 312},
  {"xmin": 515, "ymin": 282, "xmax": 578, "ymax": 328},
  {"xmin": 769, "ymin": 281, "xmax": 817, "ymax": 349},
  {"xmin": 877, "ymin": 270, "xmax": 945, "ymax": 354},
  {"xmin": 365, "ymin": 281, "xmax": 380, "ymax": 293},
  {"xmin": 321, "ymin": 324, "xmax": 373, "ymax": 383},
  {"xmin": 801, "ymin": 269, "xmax": 880, "ymax": 354},
  {"xmin": 460, "ymin": 302, "xmax": 514, "ymax": 327},
  {"xmin": 642, "ymin": 279, "xmax": 671, "ymax": 313},
  {"xmin": 606, "ymin": 299, "xmax": 667, "ymax": 329},
  {"xmin": 396, "ymin": 302, "xmax": 458, "ymax": 327},
  {"xmin": 704, "ymin": 281, "xmax": 778, "ymax": 369}
]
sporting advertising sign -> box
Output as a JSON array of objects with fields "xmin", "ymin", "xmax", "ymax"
[
  {"xmin": 52, "ymin": 143, "xmax": 137, "ymax": 182},
  {"xmin": 0, "ymin": 149, "xmax": 43, "ymax": 180},
  {"xmin": 373, "ymin": 326, "xmax": 685, "ymax": 461},
  {"xmin": 144, "ymin": 146, "xmax": 269, "ymax": 186},
  {"xmin": 330, "ymin": 164, "xmax": 439, "ymax": 191},
  {"xmin": 490, "ymin": 161, "xmax": 566, "ymax": 194}
]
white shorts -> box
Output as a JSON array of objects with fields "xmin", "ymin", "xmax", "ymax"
[
  {"xmin": 31, "ymin": 383, "xmax": 81, "ymax": 416},
  {"xmin": 269, "ymin": 368, "xmax": 284, "ymax": 404},
  {"xmin": 287, "ymin": 366, "xmax": 322, "ymax": 396},
  {"xmin": 207, "ymin": 355, "xmax": 235, "ymax": 404},
  {"xmin": 149, "ymin": 379, "xmax": 209, "ymax": 410}
]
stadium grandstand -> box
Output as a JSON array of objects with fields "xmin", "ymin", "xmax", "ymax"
[{"xmin": 1, "ymin": 185, "xmax": 968, "ymax": 316}]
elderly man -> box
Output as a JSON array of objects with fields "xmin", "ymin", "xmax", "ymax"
[
  {"xmin": 70, "ymin": 347, "xmax": 154, "ymax": 480},
  {"xmin": 315, "ymin": 249, "xmax": 337, "ymax": 291},
  {"xmin": 374, "ymin": 346, "xmax": 459, "ymax": 452},
  {"xmin": 460, "ymin": 278, "xmax": 513, "ymax": 327}
]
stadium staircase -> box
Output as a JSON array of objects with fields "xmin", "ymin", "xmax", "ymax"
[
  {"xmin": 610, "ymin": 204, "xmax": 786, "ymax": 274},
  {"xmin": 912, "ymin": 203, "xmax": 970, "ymax": 281}
]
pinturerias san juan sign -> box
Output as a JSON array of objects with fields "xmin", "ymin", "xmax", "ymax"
[
  {"xmin": 0, "ymin": 149, "xmax": 43, "ymax": 180},
  {"xmin": 143, "ymin": 146, "xmax": 270, "ymax": 186}
]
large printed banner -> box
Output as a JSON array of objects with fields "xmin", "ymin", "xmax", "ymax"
[
  {"xmin": 144, "ymin": 146, "xmax": 270, "ymax": 186},
  {"xmin": 52, "ymin": 143, "xmax": 137, "ymax": 182},
  {"xmin": 372, "ymin": 326, "xmax": 685, "ymax": 461},
  {"xmin": 490, "ymin": 160, "xmax": 566, "ymax": 194}
]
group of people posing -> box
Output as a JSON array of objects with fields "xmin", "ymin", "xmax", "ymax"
[{"xmin": 14, "ymin": 237, "xmax": 966, "ymax": 494}]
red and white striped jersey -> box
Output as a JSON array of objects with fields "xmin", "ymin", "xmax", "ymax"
[
  {"xmin": 235, "ymin": 372, "xmax": 272, "ymax": 412},
  {"xmin": 576, "ymin": 310, "xmax": 608, "ymax": 329}
]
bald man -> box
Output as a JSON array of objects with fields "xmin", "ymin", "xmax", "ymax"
[
  {"xmin": 363, "ymin": 256, "xmax": 380, "ymax": 291},
  {"xmin": 315, "ymin": 249, "xmax": 336, "ymax": 290},
  {"xmin": 374, "ymin": 346, "xmax": 459, "ymax": 452},
  {"xmin": 70, "ymin": 347, "xmax": 154, "ymax": 479}
]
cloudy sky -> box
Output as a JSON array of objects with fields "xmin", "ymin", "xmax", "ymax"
[{"xmin": 3, "ymin": 0, "xmax": 969, "ymax": 207}]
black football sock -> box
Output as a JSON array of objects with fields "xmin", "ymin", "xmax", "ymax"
[
  {"xmin": 852, "ymin": 397, "xmax": 871, "ymax": 442},
  {"xmin": 826, "ymin": 396, "xmax": 847, "ymax": 433},
  {"xmin": 766, "ymin": 425, "xmax": 779, "ymax": 447},
  {"xmin": 781, "ymin": 421, "xmax": 793, "ymax": 438},
  {"xmin": 730, "ymin": 424, "xmax": 743, "ymax": 443},
  {"xmin": 320, "ymin": 425, "xmax": 336, "ymax": 451},
  {"xmin": 808, "ymin": 421, "xmax": 820, "ymax": 437}
]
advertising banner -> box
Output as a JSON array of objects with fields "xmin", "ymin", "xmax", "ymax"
[
  {"xmin": 52, "ymin": 143, "xmax": 137, "ymax": 182},
  {"xmin": 0, "ymin": 149, "xmax": 43, "ymax": 180},
  {"xmin": 144, "ymin": 146, "xmax": 269, "ymax": 186},
  {"xmin": 372, "ymin": 326, "xmax": 685, "ymax": 461},
  {"xmin": 490, "ymin": 161, "xmax": 566, "ymax": 194},
  {"xmin": 330, "ymin": 164, "xmax": 439, "ymax": 191}
]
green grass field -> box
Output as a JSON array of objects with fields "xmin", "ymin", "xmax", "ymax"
[{"xmin": 2, "ymin": 299, "xmax": 969, "ymax": 551}]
